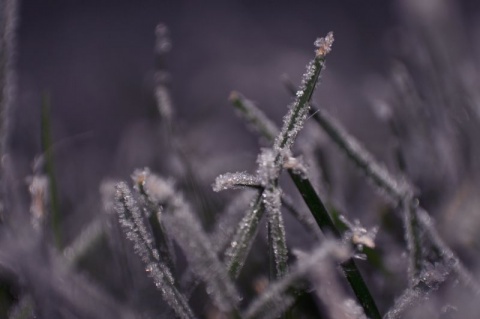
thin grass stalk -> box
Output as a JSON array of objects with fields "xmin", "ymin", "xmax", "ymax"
[
  {"xmin": 402, "ymin": 198, "xmax": 423, "ymax": 285},
  {"xmin": 0, "ymin": 0, "xmax": 17, "ymax": 220},
  {"xmin": 230, "ymin": 91, "xmax": 279, "ymax": 143},
  {"xmin": 225, "ymin": 193, "xmax": 264, "ymax": 278},
  {"xmin": 132, "ymin": 169, "xmax": 176, "ymax": 273},
  {"xmin": 41, "ymin": 94, "xmax": 62, "ymax": 248}
]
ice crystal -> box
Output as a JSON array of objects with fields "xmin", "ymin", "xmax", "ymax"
[
  {"xmin": 213, "ymin": 172, "xmax": 261, "ymax": 192},
  {"xmin": 340, "ymin": 215, "xmax": 377, "ymax": 250},
  {"xmin": 314, "ymin": 32, "xmax": 334, "ymax": 57},
  {"xmin": 256, "ymin": 148, "xmax": 279, "ymax": 186},
  {"xmin": 283, "ymin": 154, "xmax": 308, "ymax": 179}
]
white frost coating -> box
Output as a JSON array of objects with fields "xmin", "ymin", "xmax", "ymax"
[
  {"xmin": 243, "ymin": 241, "xmax": 348, "ymax": 319},
  {"xmin": 273, "ymin": 34, "xmax": 332, "ymax": 158},
  {"xmin": 340, "ymin": 215, "xmax": 378, "ymax": 250},
  {"xmin": 114, "ymin": 182, "xmax": 194, "ymax": 319},
  {"xmin": 264, "ymin": 188, "xmax": 288, "ymax": 278},
  {"xmin": 213, "ymin": 172, "xmax": 261, "ymax": 192},
  {"xmin": 283, "ymin": 154, "xmax": 308, "ymax": 179},
  {"xmin": 155, "ymin": 177, "xmax": 241, "ymax": 312},
  {"xmin": 314, "ymin": 32, "xmax": 334, "ymax": 57},
  {"xmin": 27, "ymin": 174, "xmax": 49, "ymax": 228},
  {"xmin": 132, "ymin": 168, "xmax": 176, "ymax": 205},
  {"xmin": 256, "ymin": 148, "xmax": 279, "ymax": 186}
]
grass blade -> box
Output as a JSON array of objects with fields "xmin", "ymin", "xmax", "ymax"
[
  {"xmin": 230, "ymin": 91, "xmax": 279, "ymax": 144},
  {"xmin": 289, "ymin": 170, "xmax": 381, "ymax": 319},
  {"xmin": 224, "ymin": 193, "xmax": 264, "ymax": 279},
  {"xmin": 147, "ymin": 175, "xmax": 241, "ymax": 314},
  {"xmin": 41, "ymin": 94, "xmax": 62, "ymax": 248},
  {"xmin": 131, "ymin": 168, "xmax": 177, "ymax": 273},
  {"xmin": 243, "ymin": 241, "xmax": 349, "ymax": 319},
  {"xmin": 114, "ymin": 182, "xmax": 195, "ymax": 319}
]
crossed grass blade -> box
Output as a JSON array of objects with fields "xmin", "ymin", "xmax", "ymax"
[{"xmin": 228, "ymin": 33, "xmax": 381, "ymax": 319}]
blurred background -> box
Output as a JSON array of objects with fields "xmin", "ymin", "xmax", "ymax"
[{"xmin": 5, "ymin": 0, "xmax": 480, "ymax": 317}]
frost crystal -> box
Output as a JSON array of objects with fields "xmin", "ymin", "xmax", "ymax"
[
  {"xmin": 340, "ymin": 215, "xmax": 378, "ymax": 250},
  {"xmin": 283, "ymin": 155, "xmax": 308, "ymax": 179},
  {"xmin": 256, "ymin": 148, "xmax": 279, "ymax": 186},
  {"xmin": 213, "ymin": 172, "xmax": 261, "ymax": 192},
  {"xmin": 314, "ymin": 32, "xmax": 334, "ymax": 57}
]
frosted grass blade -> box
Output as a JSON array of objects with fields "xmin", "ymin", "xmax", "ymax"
[
  {"xmin": 149, "ymin": 176, "xmax": 241, "ymax": 314},
  {"xmin": 213, "ymin": 172, "xmax": 261, "ymax": 192},
  {"xmin": 402, "ymin": 199, "xmax": 423, "ymax": 285},
  {"xmin": 114, "ymin": 182, "xmax": 195, "ymax": 319},
  {"xmin": 225, "ymin": 193, "xmax": 264, "ymax": 279},
  {"xmin": 264, "ymin": 188, "xmax": 288, "ymax": 279},
  {"xmin": 243, "ymin": 241, "xmax": 349, "ymax": 319},
  {"xmin": 210, "ymin": 190, "xmax": 258, "ymax": 253},
  {"xmin": 132, "ymin": 168, "xmax": 176, "ymax": 273},
  {"xmin": 230, "ymin": 91, "xmax": 279, "ymax": 144}
]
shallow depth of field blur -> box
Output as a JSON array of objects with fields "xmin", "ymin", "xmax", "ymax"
[{"xmin": 2, "ymin": 0, "xmax": 480, "ymax": 318}]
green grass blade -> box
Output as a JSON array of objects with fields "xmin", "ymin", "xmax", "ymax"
[
  {"xmin": 41, "ymin": 94, "xmax": 62, "ymax": 248},
  {"xmin": 225, "ymin": 193, "xmax": 264, "ymax": 279},
  {"xmin": 289, "ymin": 169, "xmax": 381, "ymax": 319}
]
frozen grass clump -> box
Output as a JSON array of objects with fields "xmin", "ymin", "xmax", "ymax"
[{"xmin": 0, "ymin": 3, "xmax": 479, "ymax": 318}]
